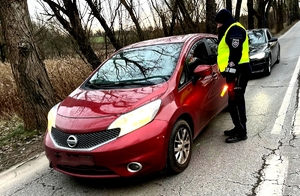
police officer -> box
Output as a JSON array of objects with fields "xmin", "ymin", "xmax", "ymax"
[{"xmin": 215, "ymin": 9, "xmax": 252, "ymax": 143}]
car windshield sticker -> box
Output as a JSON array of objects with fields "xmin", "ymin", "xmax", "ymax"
[{"xmin": 232, "ymin": 39, "xmax": 239, "ymax": 48}]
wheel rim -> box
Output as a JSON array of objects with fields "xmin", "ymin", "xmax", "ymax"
[
  {"xmin": 174, "ymin": 127, "xmax": 191, "ymax": 164},
  {"xmin": 267, "ymin": 57, "xmax": 271, "ymax": 73}
]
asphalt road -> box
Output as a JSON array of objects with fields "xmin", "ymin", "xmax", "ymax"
[{"xmin": 1, "ymin": 22, "xmax": 300, "ymax": 196}]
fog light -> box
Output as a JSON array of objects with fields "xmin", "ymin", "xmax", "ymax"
[{"xmin": 127, "ymin": 162, "xmax": 142, "ymax": 172}]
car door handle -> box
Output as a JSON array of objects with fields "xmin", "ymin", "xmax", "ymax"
[{"xmin": 212, "ymin": 72, "xmax": 218, "ymax": 79}]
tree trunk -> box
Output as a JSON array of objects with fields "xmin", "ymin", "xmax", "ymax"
[
  {"xmin": 0, "ymin": 0, "xmax": 57, "ymax": 131},
  {"xmin": 275, "ymin": 0, "xmax": 284, "ymax": 32},
  {"xmin": 286, "ymin": 0, "xmax": 299, "ymax": 24},
  {"xmin": 256, "ymin": 0, "xmax": 266, "ymax": 28},
  {"xmin": 226, "ymin": 0, "xmax": 232, "ymax": 14},
  {"xmin": 235, "ymin": 0, "xmax": 242, "ymax": 21},
  {"xmin": 206, "ymin": 0, "xmax": 216, "ymax": 34},
  {"xmin": 247, "ymin": 0, "xmax": 255, "ymax": 29}
]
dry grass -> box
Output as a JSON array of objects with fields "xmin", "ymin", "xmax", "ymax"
[
  {"xmin": 44, "ymin": 57, "xmax": 93, "ymax": 101},
  {"xmin": 0, "ymin": 63, "xmax": 20, "ymax": 118},
  {"xmin": 0, "ymin": 58, "xmax": 92, "ymax": 120}
]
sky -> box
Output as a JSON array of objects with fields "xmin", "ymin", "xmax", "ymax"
[
  {"xmin": 26, "ymin": 0, "xmax": 248, "ymax": 31},
  {"xmin": 27, "ymin": 0, "xmax": 42, "ymax": 16}
]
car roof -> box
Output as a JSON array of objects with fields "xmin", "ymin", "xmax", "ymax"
[
  {"xmin": 247, "ymin": 28, "xmax": 268, "ymax": 32},
  {"xmin": 121, "ymin": 33, "xmax": 217, "ymax": 49}
]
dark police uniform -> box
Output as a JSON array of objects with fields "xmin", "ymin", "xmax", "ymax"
[{"xmin": 215, "ymin": 9, "xmax": 252, "ymax": 143}]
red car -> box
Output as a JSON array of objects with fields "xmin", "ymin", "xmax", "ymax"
[{"xmin": 44, "ymin": 33, "xmax": 227, "ymax": 178}]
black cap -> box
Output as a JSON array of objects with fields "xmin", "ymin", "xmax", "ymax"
[{"xmin": 215, "ymin": 9, "xmax": 234, "ymax": 24}]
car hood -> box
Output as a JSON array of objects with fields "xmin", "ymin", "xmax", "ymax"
[
  {"xmin": 57, "ymin": 83, "xmax": 168, "ymax": 118},
  {"xmin": 249, "ymin": 43, "xmax": 267, "ymax": 55}
]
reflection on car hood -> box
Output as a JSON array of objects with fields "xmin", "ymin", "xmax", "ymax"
[
  {"xmin": 249, "ymin": 43, "xmax": 267, "ymax": 54},
  {"xmin": 57, "ymin": 83, "xmax": 168, "ymax": 118}
]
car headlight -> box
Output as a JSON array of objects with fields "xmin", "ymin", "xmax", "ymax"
[
  {"xmin": 47, "ymin": 103, "xmax": 60, "ymax": 132},
  {"xmin": 250, "ymin": 52, "xmax": 266, "ymax": 59},
  {"xmin": 108, "ymin": 99, "xmax": 162, "ymax": 137}
]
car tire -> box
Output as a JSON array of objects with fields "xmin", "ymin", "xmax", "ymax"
[
  {"xmin": 275, "ymin": 47, "xmax": 280, "ymax": 64},
  {"xmin": 167, "ymin": 119, "xmax": 192, "ymax": 174},
  {"xmin": 264, "ymin": 56, "xmax": 272, "ymax": 76}
]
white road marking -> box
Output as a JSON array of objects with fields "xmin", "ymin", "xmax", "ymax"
[
  {"xmin": 271, "ymin": 56, "xmax": 300, "ymax": 134},
  {"xmin": 292, "ymin": 106, "xmax": 300, "ymax": 135},
  {"xmin": 291, "ymin": 79, "xmax": 300, "ymax": 135},
  {"xmin": 256, "ymin": 155, "xmax": 289, "ymax": 196}
]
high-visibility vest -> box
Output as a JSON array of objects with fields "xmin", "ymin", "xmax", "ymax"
[{"xmin": 217, "ymin": 22, "xmax": 250, "ymax": 72}]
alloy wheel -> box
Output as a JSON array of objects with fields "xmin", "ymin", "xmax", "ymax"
[{"xmin": 167, "ymin": 119, "xmax": 192, "ymax": 174}]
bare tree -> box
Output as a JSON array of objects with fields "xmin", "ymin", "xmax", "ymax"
[
  {"xmin": 206, "ymin": 0, "xmax": 216, "ymax": 34},
  {"xmin": 42, "ymin": 0, "xmax": 101, "ymax": 70},
  {"xmin": 0, "ymin": 0, "xmax": 56, "ymax": 131},
  {"xmin": 85, "ymin": 0, "xmax": 122, "ymax": 50},
  {"xmin": 120, "ymin": 0, "xmax": 145, "ymax": 41},
  {"xmin": 273, "ymin": 0, "xmax": 284, "ymax": 32},
  {"xmin": 247, "ymin": 0, "xmax": 255, "ymax": 29},
  {"xmin": 149, "ymin": 0, "xmax": 178, "ymax": 36},
  {"xmin": 176, "ymin": 0, "xmax": 198, "ymax": 33},
  {"xmin": 225, "ymin": 0, "xmax": 232, "ymax": 13},
  {"xmin": 290, "ymin": 0, "xmax": 300, "ymax": 23},
  {"xmin": 235, "ymin": 0, "xmax": 243, "ymax": 21}
]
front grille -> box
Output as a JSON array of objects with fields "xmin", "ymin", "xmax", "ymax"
[{"xmin": 51, "ymin": 127, "xmax": 120, "ymax": 149}]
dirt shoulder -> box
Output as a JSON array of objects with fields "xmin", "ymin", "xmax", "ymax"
[{"xmin": 0, "ymin": 134, "xmax": 45, "ymax": 172}]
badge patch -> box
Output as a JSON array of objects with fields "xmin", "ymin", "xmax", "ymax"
[{"xmin": 232, "ymin": 39, "xmax": 239, "ymax": 48}]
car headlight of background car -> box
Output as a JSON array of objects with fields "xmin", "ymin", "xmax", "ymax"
[
  {"xmin": 108, "ymin": 99, "xmax": 162, "ymax": 137},
  {"xmin": 250, "ymin": 52, "xmax": 266, "ymax": 60},
  {"xmin": 47, "ymin": 103, "xmax": 59, "ymax": 132}
]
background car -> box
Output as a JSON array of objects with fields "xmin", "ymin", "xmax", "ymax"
[
  {"xmin": 248, "ymin": 28, "xmax": 280, "ymax": 76},
  {"xmin": 44, "ymin": 34, "xmax": 228, "ymax": 179}
]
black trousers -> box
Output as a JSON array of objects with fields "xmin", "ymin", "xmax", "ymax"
[{"xmin": 226, "ymin": 63, "xmax": 252, "ymax": 136}]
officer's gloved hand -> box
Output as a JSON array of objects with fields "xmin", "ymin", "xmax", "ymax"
[{"xmin": 222, "ymin": 62, "xmax": 237, "ymax": 81}]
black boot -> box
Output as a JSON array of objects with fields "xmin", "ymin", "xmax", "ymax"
[
  {"xmin": 224, "ymin": 128, "xmax": 237, "ymax": 136},
  {"xmin": 225, "ymin": 134, "xmax": 247, "ymax": 143}
]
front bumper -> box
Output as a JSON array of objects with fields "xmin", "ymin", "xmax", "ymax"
[
  {"xmin": 250, "ymin": 58, "xmax": 267, "ymax": 73},
  {"xmin": 44, "ymin": 119, "xmax": 169, "ymax": 178}
]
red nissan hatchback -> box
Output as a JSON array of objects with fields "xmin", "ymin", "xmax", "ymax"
[{"xmin": 44, "ymin": 33, "xmax": 228, "ymax": 178}]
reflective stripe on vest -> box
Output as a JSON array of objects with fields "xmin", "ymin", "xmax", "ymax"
[{"xmin": 217, "ymin": 22, "xmax": 249, "ymax": 72}]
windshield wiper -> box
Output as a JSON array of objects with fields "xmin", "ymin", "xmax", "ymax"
[
  {"xmin": 109, "ymin": 81, "xmax": 155, "ymax": 86},
  {"xmin": 85, "ymin": 81, "xmax": 103, "ymax": 89},
  {"xmin": 145, "ymin": 75, "xmax": 170, "ymax": 81},
  {"xmin": 85, "ymin": 80, "xmax": 155, "ymax": 89}
]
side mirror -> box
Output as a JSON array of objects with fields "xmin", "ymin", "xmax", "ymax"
[
  {"xmin": 194, "ymin": 65, "xmax": 212, "ymax": 77},
  {"xmin": 269, "ymin": 37, "xmax": 278, "ymax": 42}
]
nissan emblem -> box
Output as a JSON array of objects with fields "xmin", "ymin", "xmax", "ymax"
[{"xmin": 67, "ymin": 135, "xmax": 78, "ymax": 148}]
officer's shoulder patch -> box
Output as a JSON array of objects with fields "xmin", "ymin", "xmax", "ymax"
[{"xmin": 232, "ymin": 39, "xmax": 239, "ymax": 48}]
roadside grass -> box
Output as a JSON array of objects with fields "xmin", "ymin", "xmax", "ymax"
[{"xmin": 0, "ymin": 115, "xmax": 39, "ymax": 147}]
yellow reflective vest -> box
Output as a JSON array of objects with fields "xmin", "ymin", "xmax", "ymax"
[{"xmin": 217, "ymin": 22, "xmax": 250, "ymax": 72}]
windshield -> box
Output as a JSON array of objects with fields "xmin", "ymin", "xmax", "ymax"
[
  {"xmin": 248, "ymin": 30, "xmax": 266, "ymax": 45},
  {"xmin": 85, "ymin": 43, "xmax": 183, "ymax": 89}
]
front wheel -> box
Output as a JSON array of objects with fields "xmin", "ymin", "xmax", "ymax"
[
  {"xmin": 264, "ymin": 56, "xmax": 272, "ymax": 76},
  {"xmin": 167, "ymin": 119, "xmax": 192, "ymax": 174},
  {"xmin": 275, "ymin": 47, "xmax": 280, "ymax": 64}
]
